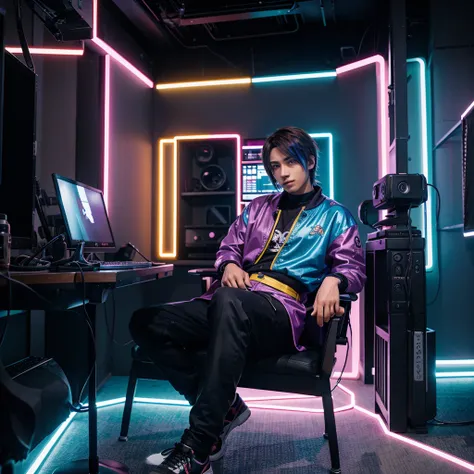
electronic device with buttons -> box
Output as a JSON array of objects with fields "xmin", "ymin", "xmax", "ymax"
[
  {"xmin": 184, "ymin": 226, "xmax": 228, "ymax": 259},
  {"xmin": 360, "ymin": 173, "xmax": 436, "ymax": 434}
]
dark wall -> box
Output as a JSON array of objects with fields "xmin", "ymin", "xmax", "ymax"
[
  {"xmin": 107, "ymin": 60, "xmax": 154, "ymax": 253},
  {"xmin": 429, "ymin": 0, "xmax": 474, "ymax": 358},
  {"xmin": 104, "ymin": 60, "xmax": 159, "ymax": 375},
  {"xmin": 38, "ymin": 58, "xmax": 78, "ymax": 194}
]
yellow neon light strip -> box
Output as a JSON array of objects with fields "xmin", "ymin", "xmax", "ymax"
[
  {"xmin": 158, "ymin": 139, "xmax": 177, "ymax": 258},
  {"xmin": 156, "ymin": 78, "xmax": 251, "ymax": 90}
]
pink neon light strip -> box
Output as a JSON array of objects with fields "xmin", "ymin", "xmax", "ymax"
[
  {"xmin": 354, "ymin": 405, "xmax": 474, "ymax": 472},
  {"xmin": 243, "ymin": 394, "xmax": 313, "ymax": 402},
  {"xmin": 340, "ymin": 55, "xmax": 387, "ymax": 376},
  {"xmin": 92, "ymin": 0, "xmax": 153, "ymax": 207},
  {"xmin": 5, "ymin": 47, "xmax": 84, "ymax": 56},
  {"xmin": 92, "ymin": 0, "xmax": 153, "ymax": 88},
  {"xmin": 92, "ymin": 0, "xmax": 98, "ymax": 38},
  {"xmin": 461, "ymin": 100, "xmax": 474, "ymax": 120},
  {"xmin": 92, "ymin": 37, "xmax": 153, "ymax": 88},
  {"xmin": 244, "ymin": 384, "xmax": 474, "ymax": 472},
  {"xmin": 245, "ymin": 383, "xmax": 355, "ymax": 414},
  {"xmin": 236, "ymin": 136, "xmax": 242, "ymax": 211},
  {"xmin": 336, "ymin": 55, "xmax": 388, "ymax": 178},
  {"xmin": 103, "ymin": 55, "xmax": 111, "ymax": 208}
]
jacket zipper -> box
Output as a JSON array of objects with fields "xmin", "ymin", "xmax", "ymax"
[
  {"xmin": 269, "ymin": 206, "xmax": 306, "ymax": 270},
  {"xmin": 253, "ymin": 210, "xmax": 282, "ymax": 264}
]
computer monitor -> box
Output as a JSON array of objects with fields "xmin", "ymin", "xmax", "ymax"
[
  {"xmin": 0, "ymin": 51, "xmax": 37, "ymax": 249},
  {"xmin": 52, "ymin": 173, "xmax": 116, "ymax": 251},
  {"xmin": 242, "ymin": 163, "xmax": 279, "ymax": 201},
  {"xmin": 463, "ymin": 107, "xmax": 474, "ymax": 236},
  {"xmin": 0, "ymin": 12, "xmax": 5, "ymax": 185}
]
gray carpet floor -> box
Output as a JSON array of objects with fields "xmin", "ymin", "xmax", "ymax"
[{"xmin": 26, "ymin": 376, "xmax": 474, "ymax": 474}]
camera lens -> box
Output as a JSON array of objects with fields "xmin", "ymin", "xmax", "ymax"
[{"xmin": 398, "ymin": 181, "xmax": 410, "ymax": 194}]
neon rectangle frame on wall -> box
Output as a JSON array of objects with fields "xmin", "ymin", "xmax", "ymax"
[{"xmin": 158, "ymin": 134, "xmax": 241, "ymax": 259}]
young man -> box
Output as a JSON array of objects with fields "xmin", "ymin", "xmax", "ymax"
[{"xmin": 129, "ymin": 126, "xmax": 366, "ymax": 474}]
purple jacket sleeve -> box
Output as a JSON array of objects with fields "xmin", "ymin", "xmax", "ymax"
[
  {"xmin": 326, "ymin": 224, "xmax": 366, "ymax": 294},
  {"xmin": 214, "ymin": 205, "xmax": 250, "ymax": 273}
]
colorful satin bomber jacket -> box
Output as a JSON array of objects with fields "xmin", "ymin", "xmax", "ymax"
[{"xmin": 199, "ymin": 188, "xmax": 366, "ymax": 351}]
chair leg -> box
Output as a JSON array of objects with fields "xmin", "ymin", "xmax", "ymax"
[
  {"xmin": 323, "ymin": 413, "xmax": 329, "ymax": 439},
  {"xmin": 322, "ymin": 391, "xmax": 341, "ymax": 474},
  {"xmin": 119, "ymin": 363, "xmax": 139, "ymax": 441}
]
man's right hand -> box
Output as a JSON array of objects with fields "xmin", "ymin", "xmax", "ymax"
[{"xmin": 222, "ymin": 263, "xmax": 251, "ymax": 289}]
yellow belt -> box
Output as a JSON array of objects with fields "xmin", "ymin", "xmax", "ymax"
[{"xmin": 250, "ymin": 273, "xmax": 300, "ymax": 301}]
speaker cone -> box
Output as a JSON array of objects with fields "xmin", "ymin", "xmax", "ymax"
[{"xmin": 200, "ymin": 165, "xmax": 226, "ymax": 191}]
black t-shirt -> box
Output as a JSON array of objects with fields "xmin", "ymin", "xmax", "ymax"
[{"xmin": 245, "ymin": 189, "xmax": 317, "ymax": 293}]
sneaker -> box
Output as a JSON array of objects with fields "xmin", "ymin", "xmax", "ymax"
[
  {"xmin": 209, "ymin": 393, "xmax": 251, "ymax": 462},
  {"xmin": 149, "ymin": 443, "xmax": 210, "ymax": 474},
  {"xmin": 148, "ymin": 395, "xmax": 251, "ymax": 467}
]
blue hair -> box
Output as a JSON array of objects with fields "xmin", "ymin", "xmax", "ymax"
[{"xmin": 262, "ymin": 126, "xmax": 319, "ymax": 189}]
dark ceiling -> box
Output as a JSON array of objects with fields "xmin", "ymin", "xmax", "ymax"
[
  {"xmin": 112, "ymin": 0, "xmax": 381, "ymax": 45},
  {"xmin": 106, "ymin": 0, "xmax": 428, "ymax": 80}
]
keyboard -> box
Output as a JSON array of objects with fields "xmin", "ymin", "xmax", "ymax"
[{"xmin": 93, "ymin": 260, "xmax": 153, "ymax": 270}]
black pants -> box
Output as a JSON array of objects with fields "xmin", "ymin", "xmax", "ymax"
[{"xmin": 129, "ymin": 287, "xmax": 295, "ymax": 456}]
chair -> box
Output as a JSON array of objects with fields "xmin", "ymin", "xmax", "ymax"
[
  {"xmin": 119, "ymin": 269, "xmax": 357, "ymax": 474},
  {"xmin": 0, "ymin": 357, "xmax": 72, "ymax": 473}
]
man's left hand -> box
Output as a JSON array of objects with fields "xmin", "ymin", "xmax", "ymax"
[{"xmin": 311, "ymin": 276, "xmax": 344, "ymax": 327}]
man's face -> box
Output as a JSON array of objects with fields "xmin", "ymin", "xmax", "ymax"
[{"xmin": 269, "ymin": 147, "xmax": 315, "ymax": 195}]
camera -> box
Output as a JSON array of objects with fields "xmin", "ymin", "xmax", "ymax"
[
  {"xmin": 372, "ymin": 174, "xmax": 427, "ymax": 210},
  {"xmin": 359, "ymin": 174, "xmax": 428, "ymax": 230}
]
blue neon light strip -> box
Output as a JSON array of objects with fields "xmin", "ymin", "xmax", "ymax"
[
  {"xmin": 407, "ymin": 58, "xmax": 434, "ymax": 271},
  {"xmin": 436, "ymin": 372, "xmax": 474, "ymax": 378},
  {"xmin": 252, "ymin": 71, "xmax": 337, "ymax": 83},
  {"xmin": 309, "ymin": 133, "xmax": 334, "ymax": 199},
  {"xmin": 25, "ymin": 369, "xmax": 474, "ymax": 474},
  {"xmin": 436, "ymin": 359, "xmax": 474, "ymax": 367}
]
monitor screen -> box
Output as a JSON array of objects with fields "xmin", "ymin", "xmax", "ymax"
[
  {"xmin": 52, "ymin": 174, "xmax": 116, "ymax": 250},
  {"xmin": 242, "ymin": 145, "xmax": 263, "ymax": 162},
  {"xmin": 463, "ymin": 108, "xmax": 474, "ymax": 236},
  {"xmin": 242, "ymin": 163, "xmax": 279, "ymax": 201},
  {"xmin": 0, "ymin": 51, "xmax": 37, "ymax": 249}
]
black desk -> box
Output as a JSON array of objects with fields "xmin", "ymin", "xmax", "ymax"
[{"xmin": 0, "ymin": 265, "xmax": 173, "ymax": 473}]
